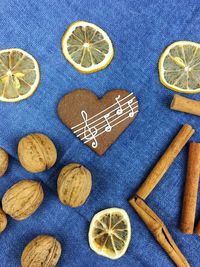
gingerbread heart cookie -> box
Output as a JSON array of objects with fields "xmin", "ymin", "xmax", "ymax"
[{"xmin": 58, "ymin": 89, "xmax": 139, "ymax": 156}]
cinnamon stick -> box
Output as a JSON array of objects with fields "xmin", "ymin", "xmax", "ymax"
[
  {"xmin": 129, "ymin": 196, "xmax": 190, "ymax": 267},
  {"xmin": 180, "ymin": 142, "xmax": 200, "ymax": 234},
  {"xmin": 171, "ymin": 95, "xmax": 200, "ymax": 116},
  {"xmin": 136, "ymin": 124, "xmax": 194, "ymax": 200}
]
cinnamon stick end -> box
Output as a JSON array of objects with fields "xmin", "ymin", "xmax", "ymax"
[
  {"xmin": 180, "ymin": 225, "xmax": 193, "ymax": 235},
  {"xmin": 195, "ymin": 223, "xmax": 200, "ymax": 236},
  {"xmin": 129, "ymin": 196, "xmax": 137, "ymax": 207},
  {"xmin": 170, "ymin": 94, "xmax": 179, "ymax": 110},
  {"xmin": 182, "ymin": 123, "xmax": 194, "ymax": 133}
]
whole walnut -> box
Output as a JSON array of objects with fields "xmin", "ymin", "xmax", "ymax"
[
  {"xmin": 0, "ymin": 148, "xmax": 9, "ymax": 177},
  {"xmin": 18, "ymin": 133, "xmax": 57, "ymax": 173},
  {"xmin": 57, "ymin": 163, "xmax": 92, "ymax": 207},
  {"xmin": 0, "ymin": 207, "xmax": 7, "ymax": 233},
  {"xmin": 2, "ymin": 180, "xmax": 44, "ymax": 220},
  {"xmin": 21, "ymin": 235, "xmax": 61, "ymax": 267}
]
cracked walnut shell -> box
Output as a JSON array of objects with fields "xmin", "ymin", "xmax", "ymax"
[
  {"xmin": 57, "ymin": 163, "xmax": 92, "ymax": 207},
  {"xmin": 21, "ymin": 235, "xmax": 61, "ymax": 267},
  {"xmin": 0, "ymin": 147, "xmax": 9, "ymax": 177},
  {"xmin": 18, "ymin": 133, "xmax": 57, "ymax": 173},
  {"xmin": 2, "ymin": 180, "xmax": 44, "ymax": 220}
]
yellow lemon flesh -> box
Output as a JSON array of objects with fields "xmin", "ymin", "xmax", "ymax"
[
  {"xmin": 62, "ymin": 21, "xmax": 114, "ymax": 73},
  {"xmin": 159, "ymin": 41, "xmax": 200, "ymax": 94},
  {"xmin": 0, "ymin": 48, "xmax": 40, "ymax": 102},
  {"xmin": 88, "ymin": 208, "xmax": 131, "ymax": 260}
]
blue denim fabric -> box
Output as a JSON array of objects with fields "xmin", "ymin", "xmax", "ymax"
[{"xmin": 0, "ymin": 0, "xmax": 200, "ymax": 266}]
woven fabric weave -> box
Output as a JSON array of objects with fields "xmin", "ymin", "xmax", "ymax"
[{"xmin": 0, "ymin": 1, "xmax": 199, "ymax": 266}]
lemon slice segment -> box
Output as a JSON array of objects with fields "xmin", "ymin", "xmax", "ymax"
[
  {"xmin": 0, "ymin": 48, "xmax": 40, "ymax": 102},
  {"xmin": 62, "ymin": 21, "xmax": 114, "ymax": 73},
  {"xmin": 159, "ymin": 41, "xmax": 200, "ymax": 94},
  {"xmin": 88, "ymin": 208, "xmax": 131, "ymax": 260}
]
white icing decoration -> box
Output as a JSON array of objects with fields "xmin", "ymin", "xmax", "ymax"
[
  {"xmin": 127, "ymin": 99, "xmax": 135, "ymax": 117},
  {"xmin": 104, "ymin": 113, "xmax": 112, "ymax": 132},
  {"xmin": 81, "ymin": 110, "xmax": 98, "ymax": 148},
  {"xmin": 84, "ymin": 109, "xmax": 139, "ymax": 144},
  {"xmin": 71, "ymin": 94, "xmax": 139, "ymax": 148},
  {"xmin": 115, "ymin": 95, "xmax": 123, "ymax": 115},
  {"xmin": 71, "ymin": 92, "xmax": 134, "ymax": 131}
]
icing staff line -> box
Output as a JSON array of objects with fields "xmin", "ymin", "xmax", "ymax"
[
  {"xmin": 81, "ymin": 104, "xmax": 138, "ymax": 141},
  {"xmin": 73, "ymin": 96, "xmax": 136, "ymax": 134},
  {"xmin": 71, "ymin": 92, "xmax": 134, "ymax": 130},
  {"xmin": 77, "ymin": 102, "xmax": 138, "ymax": 138},
  {"xmin": 83, "ymin": 110, "xmax": 139, "ymax": 144}
]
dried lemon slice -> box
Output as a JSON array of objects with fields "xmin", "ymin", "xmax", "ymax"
[
  {"xmin": 0, "ymin": 48, "xmax": 40, "ymax": 102},
  {"xmin": 61, "ymin": 21, "xmax": 114, "ymax": 73},
  {"xmin": 88, "ymin": 208, "xmax": 131, "ymax": 260},
  {"xmin": 159, "ymin": 41, "xmax": 200, "ymax": 94}
]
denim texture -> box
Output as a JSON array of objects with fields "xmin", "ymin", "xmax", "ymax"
[{"xmin": 0, "ymin": 0, "xmax": 200, "ymax": 266}]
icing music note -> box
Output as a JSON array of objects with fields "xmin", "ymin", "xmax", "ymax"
[
  {"xmin": 115, "ymin": 95, "xmax": 123, "ymax": 115},
  {"xmin": 104, "ymin": 113, "xmax": 112, "ymax": 132},
  {"xmin": 81, "ymin": 110, "xmax": 98, "ymax": 148},
  {"xmin": 128, "ymin": 99, "xmax": 134, "ymax": 117}
]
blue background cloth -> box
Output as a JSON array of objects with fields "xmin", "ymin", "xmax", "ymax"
[{"xmin": 0, "ymin": 0, "xmax": 200, "ymax": 266}]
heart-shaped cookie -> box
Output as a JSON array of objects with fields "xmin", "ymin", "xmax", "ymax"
[{"xmin": 58, "ymin": 89, "xmax": 139, "ymax": 156}]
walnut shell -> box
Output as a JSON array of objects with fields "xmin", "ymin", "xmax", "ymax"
[
  {"xmin": 57, "ymin": 163, "xmax": 92, "ymax": 207},
  {"xmin": 21, "ymin": 235, "xmax": 61, "ymax": 267},
  {"xmin": 0, "ymin": 207, "xmax": 7, "ymax": 233},
  {"xmin": 0, "ymin": 148, "xmax": 9, "ymax": 177},
  {"xmin": 2, "ymin": 180, "xmax": 44, "ymax": 220},
  {"xmin": 18, "ymin": 133, "xmax": 57, "ymax": 173}
]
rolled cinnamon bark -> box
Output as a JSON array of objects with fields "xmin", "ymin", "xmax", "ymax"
[
  {"xmin": 171, "ymin": 95, "xmax": 200, "ymax": 116},
  {"xmin": 180, "ymin": 142, "xmax": 200, "ymax": 234},
  {"xmin": 129, "ymin": 196, "xmax": 190, "ymax": 267},
  {"xmin": 136, "ymin": 124, "xmax": 194, "ymax": 200}
]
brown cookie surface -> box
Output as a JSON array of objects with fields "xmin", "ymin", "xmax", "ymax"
[{"xmin": 58, "ymin": 89, "xmax": 139, "ymax": 156}]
